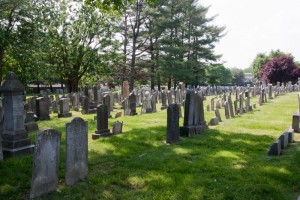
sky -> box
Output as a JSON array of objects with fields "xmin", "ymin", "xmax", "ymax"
[{"xmin": 200, "ymin": 0, "xmax": 300, "ymax": 69}]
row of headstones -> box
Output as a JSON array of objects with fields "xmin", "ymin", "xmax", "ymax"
[
  {"xmin": 208, "ymin": 91, "xmax": 254, "ymax": 125},
  {"xmin": 268, "ymin": 128, "xmax": 294, "ymax": 156},
  {"xmin": 202, "ymin": 81, "xmax": 298, "ymax": 96},
  {"xmin": 30, "ymin": 117, "xmax": 88, "ymax": 198}
]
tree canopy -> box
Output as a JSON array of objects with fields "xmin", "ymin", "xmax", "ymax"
[{"xmin": 260, "ymin": 55, "xmax": 300, "ymax": 84}]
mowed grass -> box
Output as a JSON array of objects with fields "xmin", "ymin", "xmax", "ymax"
[{"xmin": 1, "ymin": 92, "xmax": 300, "ymax": 200}]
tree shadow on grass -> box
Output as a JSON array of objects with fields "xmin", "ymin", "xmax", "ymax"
[
  {"xmin": 28, "ymin": 125, "xmax": 300, "ymax": 200},
  {"xmin": 1, "ymin": 124, "xmax": 300, "ymax": 200}
]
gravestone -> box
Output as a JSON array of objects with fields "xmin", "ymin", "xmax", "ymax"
[
  {"xmin": 160, "ymin": 89, "xmax": 168, "ymax": 110},
  {"xmin": 151, "ymin": 95, "xmax": 157, "ymax": 113},
  {"xmin": 206, "ymin": 105, "xmax": 210, "ymax": 112},
  {"xmin": 81, "ymin": 96, "xmax": 89, "ymax": 114},
  {"xmin": 92, "ymin": 104, "xmax": 112, "ymax": 139},
  {"xmin": 268, "ymin": 139, "xmax": 281, "ymax": 156},
  {"xmin": 208, "ymin": 117, "xmax": 219, "ymax": 126},
  {"xmin": 288, "ymin": 128, "xmax": 294, "ymax": 143},
  {"xmin": 58, "ymin": 98, "xmax": 72, "ymax": 118},
  {"xmin": 228, "ymin": 95, "xmax": 235, "ymax": 118},
  {"xmin": 279, "ymin": 132, "xmax": 289, "ymax": 150},
  {"xmin": 103, "ymin": 94, "xmax": 112, "ymax": 118},
  {"xmin": 180, "ymin": 90, "xmax": 195, "ymax": 137},
  {"xmin": 24, "ymin": 111, "xmax": 39, "ymax": 132},
  {"xmin": 166, "ymin": 104, "xmax": 180, "ymax": 144},
  {"xmin": 36, "ymin": 97, "xmax": 50, "ymax": 120},
  {"xmin": 215, "ymin": 108, "xmax": 222, "ymax": 122},
  {"xmin": 112, "ymin": 120, "xmax": 123, "ymax": 134},
  {"xmin": 52, "ymin": 100, "xmax": 58, "ymax": 113},
  {"xmin": 292, "ymin": 113, "xmax": 300, "ymax": 133},
  {"xmin": 30, "ymin": 129, "xmax": 61, "ymax": 198},
  {"xmin": 211, "ymin": 98, "xmax": 215, "ymax": 111},
  {"xmin": 1, "ymin": 72, "xmax": 34, "ymax": 158},
  {"xmin": 224, "ymin": 101, "xmax": 230, "ymax": 119},
  {"xmin": 239, "ymin": 93, "xmax": 243, "ymax": 114},
  {"xmin": 129, "ymin": 92, "xmax": 138, "ymax": 115},
  {"xmin": 66, "ymin": 117, "xmax": 88, "ymax": 186}
]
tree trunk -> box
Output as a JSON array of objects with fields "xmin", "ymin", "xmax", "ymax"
[
  {"xmin": 67, "ymin": 79, "xmax": 79, "ymax": 93},
  {"xmin": 168, "ymin": 77, "xmax": 171, "ymax": 90},
  {"xmin": 157, "ymin": 73, "xmax": 161, "ymax": 91}
]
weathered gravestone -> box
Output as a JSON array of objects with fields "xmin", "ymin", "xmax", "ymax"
[
  {"xmin": 36, "ymin": 97, "xmax": 50, "ymax": 120},
  {"xmin": 224, "ymin": 101, "xmax": 230, "ymax": 119},
  {"xmin": 160, "ymin": 89, "xmax": 168, "ymax": 110},
  {"xmin": 292, "ymin": 113, "xmax": 300, "ymax": 133},
  {"xmin": 24, "ymin": 111, "xmax": 39, "ymax": 132},
  {"xmin": 66, "ymin": 117, "xmax": 88, "ymax": 186},
  {"xmin": 228, "ymin": 94, "xmax": 235, "ymax": 118},
  {"xmin": 58, "ymin": 98, "xmax": 72, "ymax": 118},
  {"xmin": 30, "ymin": 129, "xmax": 61, "ymax": 198},
  {"xmin": 166, "ymin": 104, "xmax": 180, "ymax": 144},
  {"xmin": 112, "ymin": 120, "xmax": 123, "ymax": 134},
  {"xmin": 215, "ymin": 108, "xmax": 222, "ymax": 122},
  {"xmin": 92, "ymin": 104, "xmax": 112, "ymax": 139},
  {"xmin": 1, "ymin": 72, "xmax": 34, "ymax": 158}
]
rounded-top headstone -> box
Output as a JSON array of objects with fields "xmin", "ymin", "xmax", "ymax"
[{"xmin": 1, "ymin": 71, "xmax": 24, "ymax": 92}]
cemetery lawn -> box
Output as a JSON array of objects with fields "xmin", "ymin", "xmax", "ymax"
[{"xmin": 1, "ymin": 92, "xmax": 300, "ymax": 200}]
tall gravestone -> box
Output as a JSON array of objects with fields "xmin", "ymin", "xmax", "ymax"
[
  {"xmin": 30, "ymin": 129, "xmax": 61, "ymax": 198},
  {"xmin": 66, "ymin": 117, "xmax": 88, "ymax": 186},
  {"xmin": 36, "ymin": 97, "xmax": 50, "ymax": 120},
  {"xmin": 160, "ymin": 89, "xmax": 168, "ymax": 110},
  {"xmin": 103, "ymin": 94, "xmax": 112, "ymax": 118},
  {"xmin": 129, "ymin": 92, "xmax": 138, "ymax": 115},
  {"xmin": 92, "ymin": 104, "xmax": 112, "ymax": 139},
  {"xmin": 166, "ymin": 104, "xmax": 180, "ymax": 144},
  {"xmin": 224, "ymin": 101, "xmax": 230, "ymax": 119},
  {"xmin": 1, "ymin": 72, "xmax": 34, "ymax": 158},
  {"xmin": 228, "ymin": 94, "xmax": 235, "ymax": 118},
  {"xmin": 180, "ymin": 90, "xmax": 195, "ymax": 137}
]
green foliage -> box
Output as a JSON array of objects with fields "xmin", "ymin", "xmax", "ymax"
[
  {"xmin": 205, "ymin": 64, "xmax": 232, "ymax": 85},
  {"xmin": 243, "ymin": 66, "xmax": 253, "ymax": 73},
  {"xmin": 230, "ymin": 67, "xmax": 245, "ymax": 85},
  {"xmin": 251, "ymin": 49, "xmax": 291, "ymax": 79}
]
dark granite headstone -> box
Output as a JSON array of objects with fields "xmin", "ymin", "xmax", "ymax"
[
  {"xmin": 66, "ymin": 117, "xmax": 88, "ymax": 186},
  {"xmin": 30, "ymin": 129, "xmax": 61, "ymax": 198},
  {"xmin": 166, "ymin": 104, "xmax": 180, "ymax": 144},
  {"xmin": 180, "ymin": 90, "xmax": 196, "ymax": 137},
  {"xmin": 292, "ymin": 113, "xmax": 300, "ymax": 133},
  {"xmin": 129, "ymin": 92, "xmax": 137, "ymax": 115},
  {"xmin": 92, "ymin": 104, "xmax": 112, "ymax": 139},
  {"xmin": 36, "ymin": 97, "xmax": 50, "ymax": 120},
  {"xmin": 279, "ymin": 132, "xmax": 289, "ymax": 149},
  {"xmin": 103, "ymin": 94, "xmax": 112, "ymax": 118},
  {"xmin": 268, "ymin": 139, "xmax": 281, "ymax": 156}
]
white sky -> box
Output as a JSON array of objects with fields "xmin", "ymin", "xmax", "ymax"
[{"xmin": 200, "ymin": 0, "xmax": 300, "ymax": 69}]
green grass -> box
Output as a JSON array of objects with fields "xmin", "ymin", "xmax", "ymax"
[{"xmin": 1, "ymin": 92, "xmax": 300, "ymax": 200}]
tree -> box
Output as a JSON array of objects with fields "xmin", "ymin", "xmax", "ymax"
[
  {"xmin": 251, "ymin": 49, "xmax": 290, "ymax": 79},
  {"xmin": 0, "ymin": 0, "xmax": 33, "ymax": 83},
  {"xmin": 259, "ymin": 55, "xmax": 299, "ymax": 84},
  {"xmin": 38, "ymin": 1, "xmax": 121, "ymax": 92},
  {"xmin": 230, "ymin": 67, "xmax": 245, "ymax": 85},
  {"xmin": 205, "ymin": 64, "xmax": 232, "ymax": 85},
  {"xmin": 85, "ymin": 0, "xmax": 158, "ymax": 11}
]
